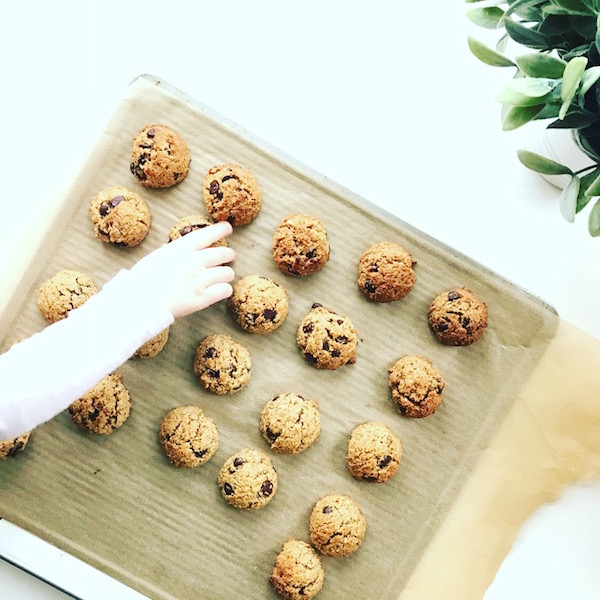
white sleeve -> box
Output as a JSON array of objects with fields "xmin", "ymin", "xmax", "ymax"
[{"xmin": 0, "ymin": 269, "xmax": 174, "ymax": 440}]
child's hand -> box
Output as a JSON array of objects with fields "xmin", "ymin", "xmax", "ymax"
[{"xmin": 129, "ymin": 221, "xmax": 235, "ymax": 318}]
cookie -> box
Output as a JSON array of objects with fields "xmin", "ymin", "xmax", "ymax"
[
  {"xmin": 272, "ymin": 214, "xmax": 330, "ymax": 276},
  {"xmin": 0, "ymin": 432, "xmax": 31, "ymax": 460},
  {"xmin": 217, "ymin": 448, "xmax": 278, "ymax": 510},
  {"xmin": 203, "ymin": 163, "xmax": 262, "ymax": 226},
  {"xmin": 130, "ymin": 124, "xmax": 190, "ymax": 188},
  {"xmin": 133, "ymin": 327, "xmax": 170, "ymax": 359},
  {"xmin": 167, "ymin": 214, "xmax": 227, "ymax": 246},
  {"xmin": 69, "ymin": 372, "xmax": 131, "ymax": 434},
  {"xmin": 296, "ymin": 303, "xmax": 357, "ymax": 369},
  {"xmin": 270, "ymin": 539, "xmax": 325, "ymax": 600},
  {"xmin": 428, "ymin": 287, "xmax": 489, "ymax": 346},
  {"xmin": 357, "ymin": 241, "xmax": 416, "ymax": 302},
  {"xmin": 388, "ymin": 354, "xmax": 445, "ymax": 418},
  {"xmin": 260, "ymin": 393, "xmax": 321, "ymax": 454},
  {"xmin": 309, "ymin": 494, "xmax": 366, "ymax": 557},
  {"xmin": 159, "ymin": 405, "xmax": 218, "ymax": 468},
  {"xmin": 193, "ymin": 334, "xmax": 251, "ymax": 395},
  {"xmin": 37, "ymin": 269, "xmax": 98, "ymax": 323},
  {"xmin": 89, "ymin": 185, "xmax": 151, "ymax": 247},
  {"xmin": 229, "ymin": 275, "xmax": 289, "ymax": 334},
  {"xmin": 346, "ymin": 421, "xmax": 402, "ymax": 483}
]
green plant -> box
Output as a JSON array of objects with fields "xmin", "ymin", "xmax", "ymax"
[{"xmin": 467, "ymin": 0, "xmax": 600, "ymax": 235}]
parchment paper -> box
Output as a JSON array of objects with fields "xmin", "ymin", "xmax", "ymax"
[{"xmin": 0, "ymin": 74, "xmax": 598, "ymax": 600}]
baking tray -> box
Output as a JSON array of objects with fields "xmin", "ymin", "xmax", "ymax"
[{"xmin": 0, "ymin": 74, "xmax": 559, "ymax": 599}]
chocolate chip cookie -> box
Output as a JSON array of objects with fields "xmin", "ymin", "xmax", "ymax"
[
  {"xmin": 193, "ymin": 334, "xmax": 251, "ymax": 395},
  {"xmin": 69, "ymin": 372, "xmax": 131, "ymax": 434},
  {"xmin": 346, "ymin": 421, "xmax": 402, "ymax": 483},
  {"xmin": 37, "ymin": 269, "xmax": 98, "ymax": 323},
  {"xmin": 203, "ymin": 163, "xmax": 262, "ymax": 226},
  {"xmin": 167, "ymin": 214, "xmax": 227, "ymax": 246},
  {"xmin": 130, "ymin": 124, "xmax": 190, "ymax": 188},
  {"xmin": 388, "ymin": 354, "xmax": 445, "ymax": 418},
  {"xmin": 260, "ymin": 393, "xmax": 321, "ymax": 454},
  {"xmin": 89, "ymin": 185, "xmax": 151, "ymax": 247},
  {"xmin": 217, "ymin": 448, "xmax": 278, "ymax": 510},
  {"xmin": 132, "ymin": 327, "xmax": 170, "ymax": 359},
  {"xmin": 0, "ymin": 432, "xmax": 31, "ymax": 460},
  {"xmin": 272, "ymin": 214, "xmax": 330, "ymax": 276},
  {"xmin": 270, "ymin": 540, "xmax": 325, "ymax": 600},
  {"xmin": 428, "ymin": 287, "xmax": 489, "ymax": 346},
  {"xmin": 309, "ymin": 494, "xmax": 366, "ymax": 557},
  {"xmin": 229, "ymin": 275, "xmax": 289, "ymax": 334},
  {"xmin": 296, "ymin": 303, "xmax": 357, "ymax": 369},
  {"xmin": 357, "ymin": 241, "xmax": 416, "ymax": 302},
  {"xmin": 159, "ymin": 405, "xmax": 218, "ymax": 468}
]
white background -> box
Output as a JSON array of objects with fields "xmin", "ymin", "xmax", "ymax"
[{"xmin": 0, "ymin": 1, "xmax": 598, "ymax": 598}]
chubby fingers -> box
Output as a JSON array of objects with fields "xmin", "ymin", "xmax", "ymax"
[
  {"xmin": 197, "ymin": 265, "xmax": 235, "ymax": 291},
  {"xmin": 175, "ymin": 221, "xmax": 233, "ymax": 250},
  {"xmin": 197, "ymin": 246, "xmax": 236, "ymax": 268}
]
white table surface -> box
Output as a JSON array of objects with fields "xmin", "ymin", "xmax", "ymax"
[{"xmin": 0, "ymin": 1, "xmax": 599, "ymax": 598}]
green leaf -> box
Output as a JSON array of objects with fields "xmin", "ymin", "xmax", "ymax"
[
  {"xmin": 559, "ymin": 175, "xmax": 579, "ymax": 222},
  {"xmin": 497, "ymin": 32, "xmax": 509, "ymax": 53},
  {"xmin": 584, "ymin": 169, "xmax": 600, "ymax": 196},
  {"xmin": 580, "ymin": 66, "xmax": 600, "ymax": 96},
  {"xmin": 515, "ymin": 53, "xmax": 566, "ymax": 78},
  {"xmin": 588, "ymin": 198, "xmax": 600, "ymax": 236},
  {"xmin": 502, "ymin": 105, "xmax": 546, "ymax": 130},
  {"xmin": 505, "ymin": 18, "xmax": 551, "ymax": 49},
  {"xmin": 505, "ymin": 77, "xmax": 557, "ymax": 96},
  {"xmin": 577, "ymin": 168, "xmax": 599, "ymax": 212},
  {"xmin": 559, "ymin": 56, "xmax": 587, "ymax": 118},
  {"xmin": 505, "ymin": 0, "xmax": 547, "ymax": 19},
  {"xmin": 467, "ymin": 37, "xmax": 516, "ymax": 67},
  {"xmin": 467, "ymin": 7, "xmax": 505, "ymax": 29},
  {"xmin": 595, "ymin": 13, "xmax": 600, "ymax": 57},
  {"xmin": 547, "ymin": 111, "xmax": 598, "ymax": 128},
  {"xmin": 517, "ymin": 149, "xmax": 574, "ymax": 174},
  {"xmin": 543, "ymin": 0, "xmax": 596, "ymax": 16},
  {"xmin": 497, "ymin": 89, "xmax": 554, "ymax": 106}
]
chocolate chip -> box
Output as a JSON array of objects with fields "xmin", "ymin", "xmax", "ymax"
[
  {"xmin": 207, "ymin": 368, "xmax": 220, "ymax": 378},
  {"xmin": 363, "ymin": 475, "xmax": 378, "ymax": 482},
  {"xmin": 222, "ymin": 174, "xmax": 237, "ymax": 182},
  {"xmin": 146, "ymin": 128, "xmax": 155, "ymax": 138},
  {"xmin": 448, "ymin": 290, "xmax": 461, "ymax": 301},
  {"xmin": 194, "ymin": 449, "xmax": 207, "ymax": 458},
  {"xmin": 226, "ymin": 215, "xmax": 235, "ymax": 225},
  {"xmin": 7, "ymin": 442, "xmax": 24, "ymax": 457},
  {"xmin": 265, "ymin": 427, "xmax": 280, "ymax": 441},
  {"xmin": 305, "ymin": 352, "xmax": 318, "ymax": 364},
  {"xmin": 261, "ymin": 480, "xmax": 274, "ymax": 496},
  {"xmin": 233, "ymin": 457, "xmax": 244, "ymax": 467},
  {"xmin": 99, "ymin": 203, "xmax": 110, "ymax": 216},
  {"xmin": 365, "ymin": 282, "xmax": 377, "ymax": 294},
  {"xmin": 139, "ymin": 142, "xmax": 152, "ymax": 149},
  {"xmin": 209, "ymin": 180, "xmax": 220, "ymax": 195},
  {"xmin": 311, "ymin": 303, "xmax": 322, "ymax": 309},
  {"xmin": 129, "ymin": 162, "xmax": 136, "ymax": 175},
  {"xmin": 88, "ymin": 408, "xmax": 100, "ymax": 422},
  {"xmin": 306, "ymin": 250, "xmax": 316, "ymax": 259},
  {"xmin": 337, "ymin": 319, "xmax": 344, "ymax": 325},
  {"xmin": 436, "ymin": 322, "xmax": 449, "ymax": 332},
  {"xmin": 262, "ymin": 308, "xmax": 277, "ymax": 321},
  {"xmin": 134, "ymin": 165, "xmax": 146, "ymax": 180},
  {"xmin": 223, "ymin": 482, "xmax": 234, "ymax": 495},
  {"xmin": 379, "ymin": 455, "xmax": 392, "ymax": 468},
  {"xmin": 323, "ymin": 505, "xmax": 333, "ymax": 514},
  {"xmin": 331, "ymin": 349, "xmax": 341, "ymax": 357},
  {"xmin": 369, "ymin": 264, "xmax": 379, "ymax": 272},
  {"xmin": 322, "ymin": 341, "xmax": 329, "ymax": 351},
  {"xmin": 462, "ymin": 316, "xmax": 471, "ymax": 327},
  {"xmin": 173, "ymin": 172, "xmax": 179, "ymax": 181},
  {"xmin": 204, "ymin": 347, "xmax": 216, "ymax": 359},
  {"xmin": 180, "ymin": 225, "xmax": 193, "ymax": 236},
  {"xmin": 335, "ymin": 335, "xmax": 348, "ymax": 344},
  {"xmin": 302, "ymin": 322, "xmax": 314, "ymax": 334},
  {"xmin": 110, "ymin": 195, "xmax": 124, "ymax": 208}
]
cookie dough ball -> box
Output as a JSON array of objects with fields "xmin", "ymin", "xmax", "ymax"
[
  {"xmin": 69, "ymin": 372, "xmax": 131, "ymax": 434},
  {"xmin": 130, "ymin": 124, "xmax": 190, "ymax": 188},
  {"xmin": 203, "ymin": 163, "xmax": 262, "ymax": 226},
  {"xmin": 296, "ymin": 303, "xmax": 357, "ymax": 369},
  {"xmin": 37, "ymin": 269, "xmax": 97, "ymax": 323},
  {"xmin": 260, "ymin": 393, "xmax": 321, "ymax": 454},
  {"xmin": 0, "ymin": 432, "xmax": 31, "ymax": 460},
  {"xmin": 428, "ymin": 287, "xmax": 489, "ymax": 346},
  {"xmin": 89, "ymin": 185, "xmax": 151, "ymax": 247},
  {"xmin": 217, "ymin": 448, "xmax": 278, "ymax": 510},
  {"xmin": 193, "ymin": 334, "xmax": 251, "ymax": 395},
  {"xmin": 346, "ymin": 422, "xmax": 402, "ymax": 483},
  {"xmin": 133, "ymin": 327, "xmax": 170, "ymax": 358},
  {"xmin": 167, "ymin": 214, "xmax": 227, "ymax": 246},
  {"xmin": 357, "ymin": 242, "xmax": 416, "ymax": 302},
  {"xmin": 229, "ymin": 275, "xmax": 288, "ymax": 334},
  {"xmin": 270, "ymin": 540, "xmax": 325, "ymax": 600},
  {"xmin": 272, "ymin": 214, "xmax": 330, "ymax": 276},
  {"xmin": 309, "ymin": 494, "xmax": 366, "ymax": 557},
  {"xmin": 389, "ymin": 355, "xmax": 445, "ymax": 418},
  {"xmin": 159, "ymin": 405, "xmax": 218, "ymax": 468}
]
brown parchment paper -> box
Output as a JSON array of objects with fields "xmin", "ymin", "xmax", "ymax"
[{"xmin": 0, "ymin": 74, "xmax": 598, "ymax": 600}]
